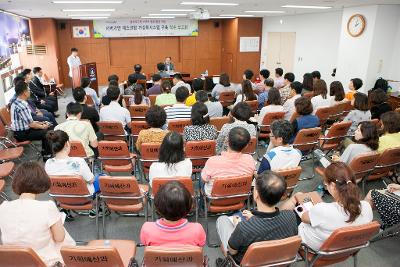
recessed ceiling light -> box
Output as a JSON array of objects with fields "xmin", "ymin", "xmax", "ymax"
[
  {"xmin": 141, "ymin": 16, "xmax": 175, "ymax": 19},
  {"xmin": 68, "ymin": 13, "xmax": 111, "ymax": 16},
  {"xmin": 149, "ymin": 13, "xmax": 187, "ymax": 16},
  {"xmin": 181, "ymin": 2, "xmax": 238, "ymax": 6},
  {"xmin": 220, "ymin": 14, "xmax": 254, "ymax": 17},
  {"xmin": 63, "ymin": 9, "xmax": 115, "ymax": 12},
  {"xmin": 161, "ymin": 9, "xmax": 196, "ymax": 12},
  {"xmin": 53, "ymin": 1, "xmax": 123, "ymax": 3},
  {"xmin": 245, "ymin": 10, "xmax": 285, "ymax": 14},
  {"xmin": 281, "ymin": 5, "xmax": 332, "ymax": 9}
]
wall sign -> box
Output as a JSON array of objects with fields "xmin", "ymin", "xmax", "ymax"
[
  {"xmin": 72, "ymin": 26, "xmax": 90, "ymax": 38},
  {"xmin": 239, "ymin": 37, "xmax": 260, "ymax": 52},
  {"xmin": 93, "ymin": 18, "xmax": 199, "ymax": 38}
]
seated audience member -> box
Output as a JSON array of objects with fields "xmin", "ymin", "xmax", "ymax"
[
  {"xmin": 372, "ymin": 77, "xmax": 389, "ymax": 93},
  {"xmin": 211, "ymin": 73, "xmax": 233, "ymax": 100},
  {"xmin": 0, "ymin": 162, "xmax": 75, "ymax": 266},
  {"xmin": 302, "ymin": 73, "xmax": 314, "ymax": 94},
  {"xmin": 130, "ymin": 63, "xmax": 146, "ymax": 81},
  {"xmin": 216, "ymin": 102, "xmax": 257, "ymax": 154},
  {"xmin": 345, "ymin": 78, "xmax": 363, "ymax": 101},
  {"xmin": 283, "ymin": 81, "xmax": 303, "ymax": 120},
  {"xmin": 329, "ymin": 81, "xmax": 348, "ymax": 105},
  {"xmin": 258, "ymin": 78, "xmax": 274, "ymax": 110},
  {"xmin": 196, "ymin": 90, "xmax": 223, "ymax": 118},
  {"xmin": 140, "ymin": 182, "xmax": 205, "ymax": 246},
  {"xmin": 28, "ymin": 67, "xmax": 58, "ymax": 114},
  {"xmin": 331, "ymin": 121, "xmax": 378, "ymax": 165},
  {"xmin": 105, "ymin": 74, "xmax": 124, "ymax": 96},
  {"xmin": 257, "ymin": 88, "xmax": 284, "ymax": 125},
  {"xmin": 147, "ymin": 73, "xmax": 162, "ymax": 95},
  {"xmin": 55, "ymin": 102, "xmax": 98, "ymax": 157},
  {"xmin": 148, "ymin": 132, "xmax": 192, "ymax": 185},
  {"xmin": 378, "ymin": 111, "xmax": 400, "ymax": 153},
  {"xmin": 99, "ymin": 85, "xmax": 131, "ymax": 132},
  {"xmin": 311, "ymin": 70, "xmax": 321, "ymax": 81},
  {"xmin": 291, "ymin": 97, "xmax": 320, "ymax": 137},
  {"xmin": 81, "ymin": 76, "xmax": 100, "ymax": 107},
  {"xmin": 234, "ymin": 80, "xmax": 257, "ymax": 106},
  {"xmin": 124, "ymin": 73, "xmax": 138, "ymax": 95},
  {"xmin": 183, "ymin": 102, "xmax": 218, "ymax": 142},
  {"xmin": 282, "ymin": 162, "xmax": 373, "ymax": 251},
  {"xmin": 311, "ymin": 79, "xmax": 331, "ymax": 114},
  {"xmin": 11, "ymin": 81, "xmax": 52, "ymax": 156},
  {"xmin": 73, "ymin": 87, "xmax": 100, "ymax": 133},
  {"xmin": 45, "ymin": 130, "xmax": 100, "ymax": 218},
  {"xmin": 258, "ymin": 120, "xmax": 301, "ymax": 174},
  {"xmin": 216, "ymin": 171, "xmax": 298, "ymax": 264},
  {"xmin": 164, "ymin": 87, "xmax": 192, "ymax": 120},
  {"xmin": 243, "ymin": 69, "xmax": 256, "ymax": 89},
  {"xmin": 186, "ymin": 78, "xmax": 204, "ymax": 106},
  {"xmin": 157, "ymin": 62, "xmax": 170, "ymax": 78},
  {"xmin": 136, "ymin": 106, "xmax": 169, "ymax": 153},
  {"xmin": 171, "ymin": 73, "xmax": 191, "ymax": 94},
  {"xmin": 101, "ymin": 80, "xmax": 119, "ymax": 106},
  {"xmin": 203, "ymin": 127, "xmax": 256, "ymax": 196},
  {"xmin": 155, "ymin": 80, "xmax": 177, "ymax": 106},
  {"xmin": 370, "ymin": 89, "xmax": 393, "ymax": 120},
  {"xmin": 280, "ymin": 72, "xmax": 295, "ymax": 104},
  {"xmin": 343, "ymin": 93, "xmax": 371, "ymax": 135},
  {"xmin": 255, "ymin": 69, "xmax": 270, "ymax": 93},
  {"xmin": 274, "ymin": 68, "xmax": 284, "ymax": 89},
  {"xmin": 129, "ymin": 84, "xmax": 150, "ymax": 106}
]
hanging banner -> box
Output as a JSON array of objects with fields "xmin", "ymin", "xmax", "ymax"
[{"xmin": 93, "ymin": 18, "xmax": 199, "ymax": 38}]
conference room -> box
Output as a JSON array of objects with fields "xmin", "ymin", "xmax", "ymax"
[{"xmin": 0, "ymin": 0, "xmax": 400, "ymax": 266}]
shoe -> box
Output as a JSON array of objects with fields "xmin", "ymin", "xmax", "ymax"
[
  {"xmin": 89, "ymin": 207, "xmax": 111, "ymax": 219},
  {"xmin": 60, "ymin": 208, "xmax": 75, "ymax": 222}
]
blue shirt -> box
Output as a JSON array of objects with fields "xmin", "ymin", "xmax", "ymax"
[
  {"xmin": 258, "ymin": 91, "xmax": 269, "ymax": 109},
  {"xmin": 11, "ymin": 98, "xmax": 34, "ymax": 131}
]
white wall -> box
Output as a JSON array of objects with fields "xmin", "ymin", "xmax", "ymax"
[
  {"xmin": 261, "ymin": 11, "xmax": 342, "ymax": 84},
  {"xmin": 388, "ymin": 9, "xmax": 400, "ymax": 81}
]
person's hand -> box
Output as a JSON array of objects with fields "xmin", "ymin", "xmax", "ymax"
[
  {"xmin": 40, "ymin": 100, "xmax": 46, "ymax": 104},
  {"xmin": 232, "ymin": 216, "xmax": 241, "ymax": 227},
  {"xmin": 331, "ymin": 154, "xmax": 340, "ymax": 162},
  {"xmin": 36, "ymin": 110, "xmax": 43, "ymax": 116},
  {"xmin": 387, "ymin": 183, "xmax": 400, "ymax": 192},
  {"xmin": 242, "ymin": 210, "xmax": 253, "ymax": 220},
  {"xmin": 49, "ymin": 92, "xmax": 55, "ymax": 96}
]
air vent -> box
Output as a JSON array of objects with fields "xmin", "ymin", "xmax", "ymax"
[{"xmin": 26, "ymin": 45, "xmax": 47, "ymax": 55}]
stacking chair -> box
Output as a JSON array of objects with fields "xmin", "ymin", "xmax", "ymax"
[
  {"xmin": 203, "ymin": 175, "xmax": 253, "ymax": 246},
  {"xmin": 142, "ymin": 246, "xmax": 206, "ymax": 267},
  {"xmin": 242, "ymin": 136, "xmax": 257, "ymax": 156},
  {"xmin": 98, "ymin": 176, "xmax": 148, "ymax": 238},
  {"xmin": 139, "ymin": 143, "xmax": 161, "ymax": 181},
  {"xmin": 367, "ymin": 147, "xmax": 400, "ymax": 189},
  {"xmin": 97, "ymin": 121, "xmax": 127, "ymax": 141},
  {"xmin": 129, "ymin": 121, "xmax": 150, "ymax": 150},
  {"xmin": 0, "ymin": 246, "xmax": 47, "ymax": 267},
  {"xmin": 69, "ymin": 140, "xmax": 95, "ymax": 172},
  {"xmin": 315, "ymin": 106, "xmax": 334, "ymax": 130},
  {"xmin": 319, "ymin": 121, "xmax": 352, "ymax": 155},
  {"xmin": 300, "ymin": 221, "xmax": 380, "ymax": 267},
  {"xmin": 226, "ymin": 236, "xmax": 302, "ymax": 267},
  {"xmin": 219, "ymin": 91, "xmax": 236, "ymax": 107},
  {"xmin": 245, "ymin": 100, "xmax": 258, "ymax": 115},
  {"xmin": 275, "ymin": 166, "xmax": 302, "ymax": 199},
  {"xmin": 210, "ymin": 116, "xmax": 230, "ymax": 132},
  {"xmin": 292, "ymin": 127, "xmax": 322, "ymax": 179},
  {"xmin": 340, "ymin": 101, "xmax": 353, "ymax": 119},
  {"xmin": 149, "ymin": 95, "xmax": 157, "ymax": 106},
  {"xmin": 185, "ymin": 140, "xmax": 216, "ymax": 173},
  {"xmin": 0, "ymin": 141, "xmax": 24, "ymax": 163},
  {"xmin": 0, "ymin": 107, "xmax": 11, "ymax": 127},
  {"xmin": 151, "ymin": 177, "xmax": 197, "ymax": 221},
  {"xmin": 43, "ymin": 73, "xmax": 64, "ymax": 96},
  {"xmin": 168, "ymin": 118, "xmax": 191, "ymax": 134},
  {"xmin": 258, "ymin": 112, "xmax": 286, "ymax": 139},
  {"xmin": 129, "ymin": 105, "xmax": 149, "ymax": 121},
  {"xmin": 61, "ymin": 240, "xmax": 137, "ymax": 267},
  {"xmin": 329, "ymin": 103, "xmax": 346, "ymax": 122},
  {"xmin": 98, "ymin": 141, "xmax": 136, "ymax": 174}
]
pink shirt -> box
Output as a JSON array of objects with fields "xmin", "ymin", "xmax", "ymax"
[
  {"xmin": 201, "ymin": 151, "xmax": 256, "ymax": 195},
  {"xmin": 140, "ymin": 219, "xmax": 206, "ymax": 247}
]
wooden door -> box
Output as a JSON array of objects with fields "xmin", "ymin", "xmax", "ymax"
[
  {"xmin": 265, "ymin": 32, "xmax": 282, "ymax": 72},
  {"xmin": 279, "ymin": 32, "xmax": 296, "ymax": 72}
]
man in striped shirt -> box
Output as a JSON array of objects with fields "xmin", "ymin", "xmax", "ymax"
[
  {"xmin": 11, "ymin": 81, "xmax": 52, "ymax": 156},
  {"xmin": 165, "ymin": 86, "xmax": 192, "ymax": 120}
]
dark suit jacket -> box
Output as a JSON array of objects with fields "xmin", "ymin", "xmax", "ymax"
[
  {"xmin": 129, "ymin": 72, "xmax": 147, "ymax": 81},
  {"xmin": 29, "ymin": 76, "xmax": 46, "ymax": 99}
]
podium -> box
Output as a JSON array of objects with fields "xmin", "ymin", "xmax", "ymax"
[{"xmin": 71, "ymin": 62, "xmax": 99, "ymax": 93}]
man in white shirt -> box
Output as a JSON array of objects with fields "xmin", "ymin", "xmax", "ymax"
[
  {"xmin": 274, "ymin": 68, "xmax": 285, "ymax": 89},
  {"xmin": 283, "ymin": 81, "xmax": 303, "ymax": 121},
  {"xmin": 99, "ymin": 85, "xmax": 131, "ymax": 133},
  {"xmin": 171, "ymin": 73, "xmax": 191, "ymax": 94},
  {"xmin": 67, "ymin": 48, "xmax": 81, "ymax": 89},
  {"xmin": 165, "ymin": 86, "xmax": 192, "ymax": 120}
]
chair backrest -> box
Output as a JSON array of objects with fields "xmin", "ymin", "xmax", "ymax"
[
  {"xmin": 245, "ymin": 100, "xmax": 258, "ymax": 113},
  {"xmin": 86, "ymin": 95, "xmax": 95, "ymax": 106},
  {"xmin": 210, "ymin": 175, "xmax": 253, "ymax": 206},
  {"xmin": 141, "ymin": 143, "xmax": 161, "ymax": 160},
  {"xmin": 185, "ymin": 140, "xmax": 216, "ymax": 169},
  {"xmin": 0, "ymin": 246, "xmax": 47, "ymax": 267},
  {"xmin": 97, "ymin": 121, "xmax": 126, "ymax": 141},
  {"xmin": 348, "ymin": 152, "xmax": 380, "ymax": 181},
  {"xmin": 323, "ymin": 121, "xmax": 352, "ymax": 145},
  {"xmin": 329, "ymin": 103, "xmax": 346, "ymax": 121},
  {"xmin": 149, "ymin": 94, "xmax": 157, "ymax": 106},
  {"xmin": 49, "ymin": 175, "xmax": 92, "ymax": 210},
  {"xmin": 275, "ymin": 167, "xmax": 302, "ymax": 198},
  {"xmin": 61, "ymin": 246, "xmax": 125, "ymax": 267},
  {"xmin": 0, "ymin": 119, "xmax": 8, "ymax": 137},
  {"xmin": 143, "ymin": 246, "xmax": 204, "ymax": 267},
  {"xmin": 99, "ymin": 176, "xmax": 143, "ymax": 206},
  {"xmin": 370, "ymin": 147, "xmax": 400, "ymax": 180},
  {"xmin": 98, "ymin": 140, "xmax": 131, "ymax": 166},
  {"xmin": 0, "ymin": 107, "xmax": 11, "ymax": 126},
  {"xmin": 219, "ymin": 91, "xmax": 235, "ymax": 107},
  {"xmin": 210, "ymin": 116, "xmax": 230, "ymax": 131},
  {"xmin": 152, "ymin": 177, "xmax": 194, "ymax": 196},
  {"xmin": 168, "ymin": 119, "xmax": 191, "ymax": 134},
  {"xmin": 259, "ymin": 112, "xmax": 286, "ymax": 133},
  {"xmin": 129, "ymin": 105, "xmax": 149, "ymax": 120},
  {"xmin": 315, "ymin": 106, "xmax": 334, "ymax": 126},
  {"xmin": 69, "ymin": 140, "xmax": 88, "ymax": 158},
  {"xmin": 123, "ymin": 95, "xmax": 132, "ymax": 107},
  {"xmin": 130, "ymin": 121, "xmax": 150, "ymax": 136},
  {"xmin": 293, "ymin": 127, "xmax": 321, "ymax": 152},
  {"xmin": 240, "ymin": 236, "xmax": 302, "ymax": 267},
  {"xmin": 303, "ymin": 92, "xmax": 313, "ymax": 99},
  {"xmin": 242, "ymin": 136, "xmax": 257, "ymax": 155}
]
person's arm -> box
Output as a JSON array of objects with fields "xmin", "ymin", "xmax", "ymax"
[
  {"xmin": 227, "ymin": 225, "xmax": 243, "ymax": 256},
  {"xmin": 88, "ymin": 125, "xmax": 98, "ymax": 148},
  {"xmin": 125, "ymin": 110, "xmax": 131, "ymax": 128},
  {"xmin": 29, "ymin": 121, "xmax": 49, "ymax": 129},
  {"xmin": 50, "ymin": 220, "xmax": 66, "ymax": 242},
  {"xmin": 215, "ymin": 126, "xmax": 227, "ymax": 154},
  {"xmin": 79, "ymin": 159, "xmax": 94, "ymax": 184},
  {"xmin": 48, "ymin": 202, "xmax": 66, "ymax": 243}
]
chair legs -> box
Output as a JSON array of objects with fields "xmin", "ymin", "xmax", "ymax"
[
  {"xmin": 95, "ymin": 195, "xmax": 100, "ymax": 239},
  {"xmin": 299, "ymin": 151, "xmax": 316, "ymax": 181},
  {"xmin": 0, "ymin": 191, "xmax": 10, "ymax": 201}
]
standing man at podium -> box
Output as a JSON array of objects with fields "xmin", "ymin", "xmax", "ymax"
[
  {"xmin": 67, "ymin": 47, "xmax": 81, "ymax": 89},
  {"xmin": 164, "ymin": 56, "xmax": 175, "ymax": 73}
]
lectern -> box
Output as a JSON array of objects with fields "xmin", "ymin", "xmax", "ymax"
[{"xmin": 71, "ymin": 62, "xmax": 98, "ymax": 93}]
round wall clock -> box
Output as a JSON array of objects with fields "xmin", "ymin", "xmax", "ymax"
[{"xmin": 347, "ymin": 14, "xmax": 366, "ymax": 37}]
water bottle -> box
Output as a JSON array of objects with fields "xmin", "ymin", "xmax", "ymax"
[
  {"xmin": 316, "ymin": 184, "xmax": 324, "ymax": 197},
  {"xmin": 205, "ymin": 69, "xmax": 209, "ymax": 76},
  {"xmin": 104, "ymin": 239, "xmax": 111, "ymax": 247}
]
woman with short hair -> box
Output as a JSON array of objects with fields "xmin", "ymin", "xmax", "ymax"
[
  {"xmin": 211, "ymin": 73, "xmax": 233, "ymax": 100},
  {"xmin": 343, "ymin": 93, "xmax": 371, "ymax": 135},
  {"xmin": 291, "ymin": 97, "xmax": 320, "ymax": 138},
  {"xmin": 370, "ymin": 89, "xmax": 393, "ymax": 120},
  {"xmin": 378, "ymin": 111, "xmax": 400, "ymax": 153},
  {"xmin": 311, "ymin": 79, "xmax": 331, "ymax": 114},
  {"xmin": 329, "ymin": 81, "xmax": 348, "ymax": 105},
  {"xmin": 257, "ymin": 87, "xmax": 284, "ymax": 125},
  {"xmin": 183, "ymin": 102, "xmax": 217, "ymax": 142}
]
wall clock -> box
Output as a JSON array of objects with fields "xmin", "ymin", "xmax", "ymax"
[{"xmin": 347, "ymin": 14, "xmax": 366, "ymax": 37}]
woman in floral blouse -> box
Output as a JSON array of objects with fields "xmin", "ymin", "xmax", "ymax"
[{"xmin": 183, "ymin": 102, "xmax": 217, "ymax": 142}]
